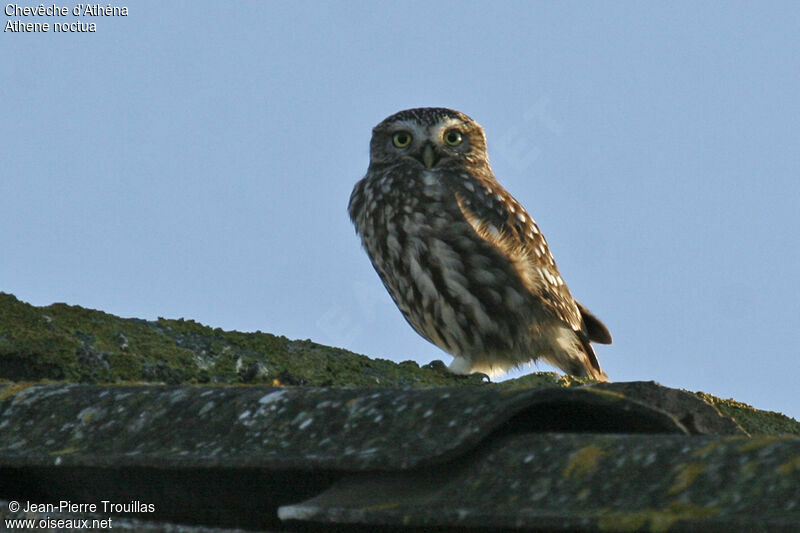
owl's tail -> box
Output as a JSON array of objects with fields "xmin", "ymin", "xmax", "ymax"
[
  {"xmin": 545, "ymin": 325, "xmax": 610, "ymax": 382},
  {"xmin": 577, "ymin": 302, "xmax": 612, "ymax": 344},
  {"xmin": 576, "ymin": 302, "xmax": 611, "ymax": 382},
  {"xmin": 579, "ymin": 340, "xmax": 610, "ymax": 382}
]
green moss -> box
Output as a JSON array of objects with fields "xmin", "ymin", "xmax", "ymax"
[
  {"xmin": 1, "ymin": 291, "xmax": 798, "ymax": 436},
  {"xmin": 695, "ymin": 392, "xmax": 800, "ymax": 435},
  {"xmin": 493, "ymin": 372, "xmax": 564, "ymax": 390},
  {"xmin": 106, "ymin": 352, "xmax": 144, "ymax": 381},
  {"xmin": 0, "ymin": 292, "xmax": 500, "ymax": 388},
  {"xmin": 0, "ymin": 293, "xmax": 217, "ymax": 384},
  {"xmin": 209, "ymin": 350, "xmax": 239, "ymax": 377},
  {"xmin": 0, "ymin": 293, "xmax": 82, "ymax": 380},
  {"xmin": 495, "ymin": 372, "xmax": 604, "ymax": 392}
]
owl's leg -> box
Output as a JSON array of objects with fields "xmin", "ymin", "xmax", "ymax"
[
  {"xmin": 449, "ymin": 356, "xmax": 505, "ymax": 381},
  {"xmin": 447, "ymin": 356, "xmax": 473, "ymax": 375}
]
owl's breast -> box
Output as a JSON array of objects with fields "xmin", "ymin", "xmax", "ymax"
[
  {"xmin": 350, "ymin": 167, "xmax": 535, "ymax": 356},
  {"xmin": 350, "ymin": 167, "xmax": 450, "ymax": 243}
]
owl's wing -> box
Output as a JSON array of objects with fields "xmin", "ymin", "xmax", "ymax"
[
  {"xmin": 443, "ymin": 174, "xmax": 531, "ymax": 241},
  {"xmin": 443, "ymin": 173, "xmax": 587, "ymax": 334}
]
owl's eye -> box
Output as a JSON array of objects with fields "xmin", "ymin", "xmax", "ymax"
[
  {"xmin": 444, "ymin": 129, "xmax": 463, "ymax": 146},
  {"xmin": 392, "ymin": 132, "xmax": 412, "ymax": 148}
]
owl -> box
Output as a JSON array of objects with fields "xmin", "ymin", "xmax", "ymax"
[{"xmin": 348, "ymin": 108, "xmax": 611, "ymax": 381}]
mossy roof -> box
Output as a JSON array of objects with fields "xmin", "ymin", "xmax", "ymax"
[
  {"xmin": 1, "ymin": 292, "xmax": 797, "ymax": 435},
  {"xmin": 1, "ymin": 291, "xmax": 799, "ymax": 531}
]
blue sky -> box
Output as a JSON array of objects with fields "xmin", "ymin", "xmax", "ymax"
[{"xmin": 2, "ymin": 2, "xmax": 798, "ymax": 420}]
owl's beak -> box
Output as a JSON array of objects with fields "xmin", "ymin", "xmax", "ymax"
[{"xmin": 421, "ymin": 143, "xmax": 437, "ymax": 169}]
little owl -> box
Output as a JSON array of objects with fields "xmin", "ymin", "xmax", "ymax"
[{"xmin": 348, "ymin": 108, "xmax": 611, "ymax": 381}]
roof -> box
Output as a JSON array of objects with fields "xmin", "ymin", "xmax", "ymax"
[{"xmin": 0, "ymin": 292, "xmax": 799, "ymax": 531}]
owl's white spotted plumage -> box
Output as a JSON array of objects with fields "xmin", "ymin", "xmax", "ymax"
[{"xmin": 349, "ymin": 108, "xmax": 611, "ymax": 380}]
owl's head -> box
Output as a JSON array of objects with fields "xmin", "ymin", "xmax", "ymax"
[{"xmin": 369, "ymin": 108, "xmax": 489, "ymax": 170}]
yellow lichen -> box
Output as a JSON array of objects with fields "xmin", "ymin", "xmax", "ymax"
[
  {"xmin": 362, "ymin": 502, "xmax": 400, "ymax": 511},
  {"xmin": 739, "ymin": 462, "xmax": 759, "ymax": 476},
  {"xmin": 0, "ymin": 382, "xmax": 36, "ymax": 400},
  {"xmin": 668, "ymin": 463, "xmax": 706, "ymax": 494},
  {"xmin": 597, "ymin": 511, "xmax": 647, "ymax": 531},
  {"xmin": 563, "ymin": 445, "xmax": 606, "ymax": 478},
  {"xmin": 692, "ymin": 440, "xmax": 722, "ymax": 457},
  {"xmin": 49, "ymin": 447, "xmax": 79, "ymax": 455},
  {"xmin": 737, "ymin": 435, "xmax": 795, "ymax": 452},
  {"xmin": 778, "ymin": 456, "xmax": 800, "ymax": 476},
  {"xmin": 598, "ymin": 502, "xmax": 718, "ymax": 533},
  {"xmin": 582, "ymin": 387, "xmax": 626, "ymax": 400}
]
